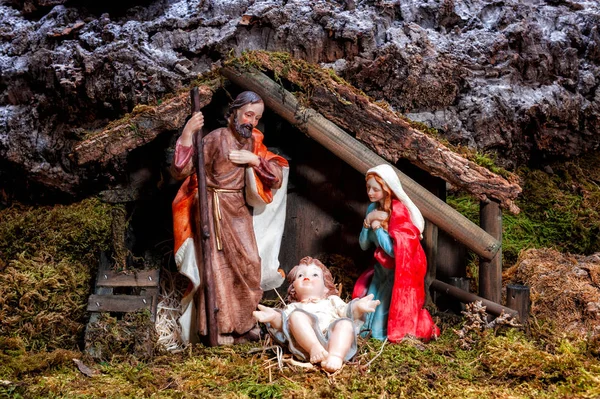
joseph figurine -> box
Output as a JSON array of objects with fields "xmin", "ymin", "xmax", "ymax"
[{"xmin": 172, "ymin": 91, "xmax": 289, "ymax": 345}]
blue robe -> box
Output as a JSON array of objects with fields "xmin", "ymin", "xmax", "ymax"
[{"xmin": 359, "ymin": 203, "xmax": 394, "ymax": 340}]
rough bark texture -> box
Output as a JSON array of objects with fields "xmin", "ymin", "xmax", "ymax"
[
  {"xmin": 309, "ymin": 84, "xmax": 521, "ymax": 213},
  {"xmin": 224, "ymin": 60, "xmax": 521, "ymax": 212},
  {"xmin": 72, "ymin": 86, "xmax": 213, "ymax": 165},
  {"xmin": 1, "ymin": 0, "xmax": 598, "ymax": 197}
]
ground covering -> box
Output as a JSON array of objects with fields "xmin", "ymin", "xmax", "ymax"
[
  {"xmin": 0, "ymin": 198, "xmax": 113, "ymax": 352},
  {"xmin": 1, "ymin": 187, "xmax": 599, "ymax": 398},
  {"xmin": 2, "ymin": 317, "xmax": 600, "ymax": 398}
]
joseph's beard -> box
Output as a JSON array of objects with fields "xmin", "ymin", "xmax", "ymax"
[{"xmin": 233, "ymin": 115, "xmax": 253, "ymax": 138}]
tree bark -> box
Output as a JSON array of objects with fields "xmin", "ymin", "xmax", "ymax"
[
  {"xmin": 225, "ymin": 59, "xmax": 521, "ymax": 213},
  {"xmin": 73, "ymin": 86, "xmax": 213, "ymax": 165},
  {"xmin": 1, "ymin": 0, "xmax": 598, "ymax": 198}
]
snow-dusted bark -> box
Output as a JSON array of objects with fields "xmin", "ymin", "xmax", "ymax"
[{"xmin": 1, "ymin": 0, "xmax": 598, "ymax": 196}]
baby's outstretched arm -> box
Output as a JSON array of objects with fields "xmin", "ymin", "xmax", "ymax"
[
  {"xmin": 352, "ymin": 294, "xmax": 380, "ymax": 320},
  {"xmin": 253, "ymin": 304, "xmax": 283, "ymax": 330}
]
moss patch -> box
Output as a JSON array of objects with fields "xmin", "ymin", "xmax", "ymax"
[
  {"xmin": 4, "ymin": 320, "xmax": 600, "ymax": 398},
  {"xmin": 85, "ymin": 311, "xmax": 159, "ymax": 362},
  {"xmin": 448, "ymin": 152, "xmax": 600, "ymax": 266},
  {"xmin": 0, "ymin": 198, "xmax": 113, "ymax": 351},
  {"xmin": 0, "ymin": 198, "xmax": 112, "ymax": 262}
]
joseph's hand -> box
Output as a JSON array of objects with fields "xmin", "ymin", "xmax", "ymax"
[
  {"xmin": 229, "ymin": 150, "xmax": 260, "ymax": 167},
  {"xmin": 180, "ymin": 112, "xmax": 204, "ymax": 146}
]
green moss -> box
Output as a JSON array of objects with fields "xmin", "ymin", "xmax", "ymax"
[
  {"xmin": 448, "ymin": 152, "xmax": 600, "ymax": 266},
  {"xmin": 85, "ymin": 311, "xmax": 158, "ymax": 362},
  {"xmin": 0, "ymin": 336, "xmax": 77, "ymax": 379},
  {"xmin": 0, "ymin": 198, "xmax": 112, "ymax": 262},
  {"xmin": 470, "ymin": 151, "xmax": 512, "ymax": 178},
  {"xmin": 5, "ymin": 320, "xmax": 600, "ymax": 398},
  {"xmin": 188, "ymin": 72, "xmax": 224, "ymax": 92},
  {"xmin": 0, "ymin": 198, "xmax": 113, "ymax": 351}
]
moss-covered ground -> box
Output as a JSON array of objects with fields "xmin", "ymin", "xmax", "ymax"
[
  {"xmin": 1, "ymin": 181, "xmax": 600, "ymax": 397},
  {"xmin": 0, "ymin": 198, "xmax": 113, "ymax": 352},
  {"xmin": 2, "ymin": 322, "xmax": 600, "ymax": 398}
]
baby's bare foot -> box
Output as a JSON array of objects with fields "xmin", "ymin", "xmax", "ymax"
[
  {"xmin": 309, "ymin": 346, "xmax": 328, "ymax": 363},
  {"xmin": 321, "ymin": 354, "xmax": 344, "ymax": 373},
  {"xmin": 217, "ymin": 334, "xmax": 234, "ymax": 345}
]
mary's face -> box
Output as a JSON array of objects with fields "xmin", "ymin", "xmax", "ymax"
[{"xmin": 366, "ymin": 177, "xmax": 385, "ymax": 203}]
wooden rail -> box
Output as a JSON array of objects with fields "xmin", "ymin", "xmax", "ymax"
[
  {"xmin": 222, "ymin": 66, "xmax": 501, "ymax": 261},
  {"xmin": 431, "ymin": 280, "xmax": 518, "ymax": 318}
]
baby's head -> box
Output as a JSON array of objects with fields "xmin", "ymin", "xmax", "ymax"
[{"xmin": 286, "ymin": 257, "xmax": 338, "ymax": 303}]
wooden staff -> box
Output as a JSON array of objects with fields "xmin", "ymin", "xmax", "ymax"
[{"xmin": 191, "ymin": 87, "xmax": 219, "ymax": 347}]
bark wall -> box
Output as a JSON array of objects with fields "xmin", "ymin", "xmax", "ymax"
[{"xmin": 1, "ymin": 0, "xmax": 598, "ymax": 196}]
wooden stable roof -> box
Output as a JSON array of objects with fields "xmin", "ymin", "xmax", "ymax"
[
  {"xmin": 73, "ymin": 86, "xmax": 214, "ymax": 165},
  {"xmin": 225, "ymin": 52, "xmax": 521, "ymax": 214},
  {"xmin": 73, "ymin": 55, "xmax": 520, "ymax": 214},
  {"xmin": 72, "ymin": 54, "xmax": 525, "ymax": 261}
]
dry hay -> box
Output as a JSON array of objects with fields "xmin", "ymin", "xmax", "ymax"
[
  {"xmin": 155, "ymin": 270, "xmax": 186, "ymax": 352},
  {"xmin": 504, "ymin": 248, "xmax": 600, "ymax": 337}
]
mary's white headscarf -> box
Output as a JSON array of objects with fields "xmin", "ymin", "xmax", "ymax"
[{"xmin": 367, "ymin": 164, "xmax": 425, "ymax": 235}]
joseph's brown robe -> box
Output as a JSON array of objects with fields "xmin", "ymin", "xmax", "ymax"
[{"xmin": 172, "ymin": 127, "xmax": 287, "ymax": 336}]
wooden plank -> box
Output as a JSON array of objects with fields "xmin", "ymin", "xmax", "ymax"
[
  {"xmin": 85, "ymin": 253, "xmax": 115, "ymax": 357},
  {"xmin": 221, "ymin": 66, "xmax": 502, "ymax": 261},
  {"xmin": 142, "ymin": 287, "xmax": 160, "ymax": 322},
  {"xmin": 421, "ymin": 174, "xmax": 444, "ymax": 306},
  {"xmin": 96, "ymin": 269, "xmax": 160, "ymax": 288},
  {"xmin": 87, "ymin": 294, "xmax": 153, "ymax": 312},
  {"xmin": 479, "ymin": 200, "xmax": 503, "ymax": 303},
  {"xmin": 423, "ymin": 219, "xmax": 438, "ymax": 307}
]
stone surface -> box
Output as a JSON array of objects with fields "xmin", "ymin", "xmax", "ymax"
[{"xmin": 1, "ymin": 0, "xmax": 598, "ymax": 197}]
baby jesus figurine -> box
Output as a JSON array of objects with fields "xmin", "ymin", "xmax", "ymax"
[{"xmin": 253, "ymin": 256, "xmax": 380, "ymax": 372}]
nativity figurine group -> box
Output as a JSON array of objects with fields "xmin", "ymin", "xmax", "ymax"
[{"xmin": 171, "ymin": 90, "xmax": 439, "ymax": 372}]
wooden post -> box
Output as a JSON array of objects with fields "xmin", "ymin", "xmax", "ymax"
[
  {"xmin": 506, "ymin": 284, "xmax": 530, "ymax": 325},
  {"xmin": 479, "ymin": 200, "xmax": 502, "ymax": 303},
  {"xmin": 191, "ymin": 87, "xmax": 219, "ymax": 347},
  {"xmin": 221, "ymin": 66, "xmax": 501, "ymax": 261},
  {"xmin": 430, "ymin": 279, "xmax": 517, "ymax": 318},
  {"xmin": 423, "ymin": 219, "xmax": 438, "ymax": 307},
  {"xmin": 421, "ymin": 174, "xmax": 444, "ymax": 306}
]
